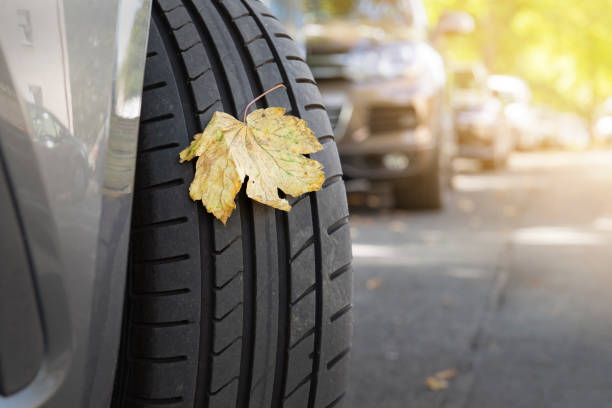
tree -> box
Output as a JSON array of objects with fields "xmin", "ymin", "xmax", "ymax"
[{"xmin": 427, "ymin": 0, "xmax": 612, "ymax": 117}]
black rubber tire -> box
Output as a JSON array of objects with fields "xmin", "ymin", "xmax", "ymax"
[
  {"xmin": 113, "ymin": 1, "xmax": 352, "ymax": 407},
  {"xmin": 393, "ymin": 152, "xmax": 442, "ymax": 210}
]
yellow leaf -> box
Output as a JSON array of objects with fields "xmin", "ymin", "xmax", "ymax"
[
  {"xmin": 179, "ymin": 107, "xmax": 324, "ymax": 224},
  {"xmin": 434, "ymin": 369, "xmax": 458, "ymax": 380},
  {"xmin": 426, "ymin": 368, "xmax": 458, "ymax": 391},
  {"xmin": 425, "ymin": 376, "xmax": 448, "ymax": 391},
  {"xmin": 366, "ymin": 279, "xmax": 382, "ymax": 290}
]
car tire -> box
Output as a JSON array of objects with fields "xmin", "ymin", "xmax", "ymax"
[
  {"xmin": 393, "ymin": 151, "xmax": 442, "ymax": 210},
  {"xmin": 112, "ymin": 1, "xmax": 352, "ymax": 408}
]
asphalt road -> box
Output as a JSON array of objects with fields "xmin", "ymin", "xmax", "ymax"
[{"xmin": 346, "ymin": 150, "xmax": 612, "ymax": 408}]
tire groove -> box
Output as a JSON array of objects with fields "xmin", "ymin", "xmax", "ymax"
[
  {"xmin": 132, "ymin": 253, "xmax": 189, "ymax": 265},
  {"xmin": 318, "ymin": 135, "xmax": 335, "ymax": 144},
  {"xmin": 213, "ymin": 234, "xmax": 241, "ymax": 255},
  {"xmin": 214, "ymin": 270, "xmax": 243, "ymax": 290},
  {"xmin": 152, "ymin": 5, "xmax": 212, "ymax": 408},
  {"xmin": 238, "ymin": 3, "xmax": 323, "ymax": 406},
  {"xmin": 273, "ymin": 32, "xmax": 292, "ymax": 40},
  {"xmin": 138, "ymin": 142, "xmax": 180, "ymax": 154},
  {"xmin": 325, "ymin": 392, "xmax": 346, "ymax": 408},
  {"xmin": 134, "ymin": 177, "xmax": 184, "ymax": 193},
  {"xmin": 237, "ymin": 192, "xmax": 256, "ymax": 408},
  {"xmin": 286, "ymin": 55, "xmax": 307, "ymax": 63},
  {"xmin": 295, "ymin": 78, "xmax": 317, "ymax": 85},
  {"xmin": 327, "ymin": 216, "xmax": 349, "ymax": 236},
  {"xmin": 131, "ymin": 319, "xmax": 193, "ymax": 328},
  {"xmin": 212, "ymin": 335, "xmax": 243, "ymax": 355},
  {"xmin": 143, "ymin": 80, "xmax": 168, "ymax": 91},
  {"xmin": 290, "ymin": 236, "xmax": 314, "ymax": 262},
  {"xmin": 330, "ymin": 304, "xmax": 352, "ymax": 322},
  {"xmin": 322, "ymin": 174, "xmax": 342, "ymax": 189},
  {"xmin": 129, "ymin": 355, "xmax": 188, "ymax": 364},
  {"xmin": 308, "ymin": 192, "xmax": 323, "ymax": 408},
  {"xmin": 140, "ymin": 113, "xmax": 175, "ymax": 124},
  {"xmin": 283, "ymin": 373, "xmax": 312, "ymax": 400},
  {"xmin": 272, "ymin": 209, "xmax": 290, "ymax": 408},
  {"xmin": 326, "ymin": 347, "xmax": 350, "ymax": 370},
  {"xmin": 132, "ymin": 288, "xmax": 191, "ymax": 297},
  {"xmin": 214, "ymin": 301, "xmax": 244, "ymax": 321},
  {"xmin": 329, "ymin": 263, "xmax": 351, "ymax": 281},
  {"xmin": 291, "ymin": 284, "xmax": 316, "ymax": 306},
  {"xmin": 132, "ymin": 216, "xmax": 188, "ymax": 232},
  {"xmin": 210, "ymin": 377, "xmax": 240, "ymax": 395},
  {"xmin": 305, "ymin": 103, "xmax": 326, "ymax": 111},
  {"xmin": 260, "ymin": 12, "xmax": 279, "ymax": 20},
  {"xmin": 289, "ymin": 328, "xmax": 315, "ymax": 350}
]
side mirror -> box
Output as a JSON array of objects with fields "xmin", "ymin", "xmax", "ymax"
[{"xmin": 435, "ymin": 11, "xmax": 474, "ymax": 36}]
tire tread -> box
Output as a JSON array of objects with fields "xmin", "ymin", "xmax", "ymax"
[{"xmin": 114, "ymin": 2, "xmax": 351, "ymax": 407}]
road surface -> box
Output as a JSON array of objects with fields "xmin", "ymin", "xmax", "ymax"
[{"xmin": 347, "ymin": 150, "xmax": 612, "ymax": 408}]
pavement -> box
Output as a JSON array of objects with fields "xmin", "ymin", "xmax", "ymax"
[{"xmin": 346, "ymin": 150, "xmax": 612, "ymax": 408}]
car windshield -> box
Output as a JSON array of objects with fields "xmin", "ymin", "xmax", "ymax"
[{"xmin": 306, "ymin": 0, "xmax": 425, "ymax": 28}]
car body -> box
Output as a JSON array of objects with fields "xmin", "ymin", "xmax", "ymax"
[
  {"xmin": 1, "ymin": 1, "xmax": 355, "ymax": 407},
  {"xmin": 451, "ymin": 65, "xmax": 512, "ymax": 168},
  {"xmin": 304, "ymin": 0, "xmax": 449, "ymax": 207},
  {"xmin": 0, "ymin": 0, "xmax": 151, "ymax": 406}
]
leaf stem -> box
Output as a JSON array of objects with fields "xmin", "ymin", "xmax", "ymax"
[{"xmin": 243, "ymin": 83, "xmax": 286, "ymax": 123}]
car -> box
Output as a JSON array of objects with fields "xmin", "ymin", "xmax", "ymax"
[
  {"xmin": 303, "ymin": 0, "xmax": 470, "ymax": 209},
  {"xmin": 0, "ymin": 1, "xmax": 352, "ymax": 407},
  {"xmin": 451, "ymin": 65, "xmax": 513, "ymax": 169}
]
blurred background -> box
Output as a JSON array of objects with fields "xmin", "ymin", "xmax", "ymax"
[{"xmin": 265, "ymin": 0, "xmax": 612, "ymax": 406}]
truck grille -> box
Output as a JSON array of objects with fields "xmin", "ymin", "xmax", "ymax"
[{"xmin": 369, "ymin": 105, "xmax": 418, "ymax": 134}]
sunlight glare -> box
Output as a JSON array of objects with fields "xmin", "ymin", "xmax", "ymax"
[{"xmin": 513, "ymin": 227, "xmax": 604, "ymax": 246}]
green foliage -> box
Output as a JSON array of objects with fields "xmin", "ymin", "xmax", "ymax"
[{"xmin": 427, "ymin": 0, "xmax": 612, "ymax": 117}]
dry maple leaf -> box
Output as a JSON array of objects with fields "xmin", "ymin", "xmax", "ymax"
[
  {"xmin": 366, "ymin": 279, "xmax": 383, "ymax": 290},
  {"xmin": 434, "ymin": 369, "xmax": 458, "ymax": 380},
  {"xmin": 426, "ymin": 368, "xmax": 458, "ymax": 391},
  {"xmin": 179, "ymin": 85, "xmax": 324, "ymax": 224},
  {"xmin": 425, "ymin": 376, "xmax": 448, "ymax": 391}
]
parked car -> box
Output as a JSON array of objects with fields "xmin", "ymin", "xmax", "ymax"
[
  {"xmin": 0, "ymin": 1, "xmax": 352, "ymax": 407},
  {"xmin": 451, "ymin": 65, "xmax": 512, "ymax": 169},
  {"xmin": 304, "ymin": 0, "xmax": 471, "ymax": 209}
]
